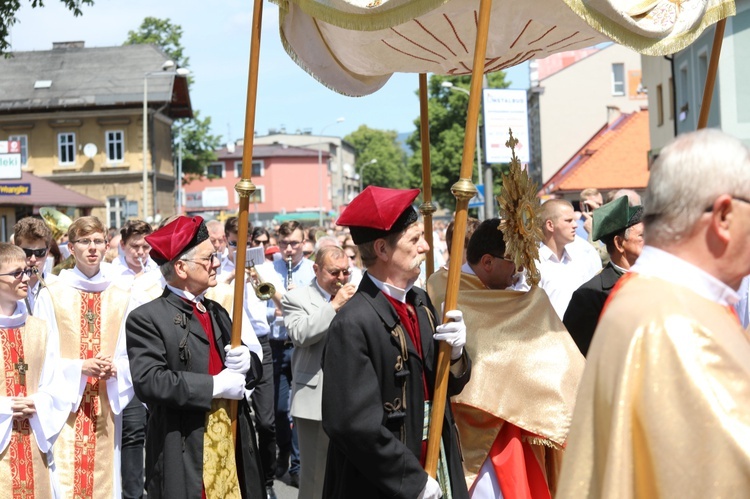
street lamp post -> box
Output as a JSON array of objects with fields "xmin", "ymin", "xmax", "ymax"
[
  {"xmin": 442, "ymin": 81, "xmax": 486, "ymax": 220},
  {"xmin": 359, "ymin": 158, "xmax": 378, "ymax": 192},
  {"xmin": 143, "ymin": 61, "xmax": 190, "ymax": 221},
  {"xmin": 318, "ymin": 117, "xmax": 344, "ymax": 226}
]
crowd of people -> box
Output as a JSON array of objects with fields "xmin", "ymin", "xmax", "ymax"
[{"xmin": 1, "ymin": 129, "xmax": 750, "ymax": 498}]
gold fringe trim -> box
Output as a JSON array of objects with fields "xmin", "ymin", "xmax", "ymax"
[
  {"xmin": 522, "ymin": 435, "xmax": 563, "ymax": 450},
  {"xmin": 559, "ymin": 1, "xmax": 736, "ymax": 56},
  {"xmin": 271, "ymin": 0, "xmax": 453, "ymax": 32}
]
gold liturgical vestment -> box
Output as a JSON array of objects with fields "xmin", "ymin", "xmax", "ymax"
[
  {"xmin": 427, "ymin": 272, "xmax": 584, "ymax": 492},
  {"xmin": 0, "ymin": 317, "xmax": 51, "ymax": 499},
  {"xmin": 557, "ymin": 274, "xmax": 750, "ymax": 498},
  {"xmin": 50, "ymin": 283, "xmax": 129, "ymax": 499}
]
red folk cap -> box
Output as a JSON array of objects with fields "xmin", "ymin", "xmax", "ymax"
[
  {"xmin": 146, "ymin": 216, "xmax": 209, "ymax": 265},
  {"xmin": 337, "ymin": 186, "xmax": 420, "ymax": 244}
]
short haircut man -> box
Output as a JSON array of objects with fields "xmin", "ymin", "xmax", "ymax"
[{"xmin": 557, "ymin": 129, "xmax": 750, "ymax": 498}]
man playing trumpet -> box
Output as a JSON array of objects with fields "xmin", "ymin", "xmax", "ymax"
[{"xmin": 281, "ymin": 246, "xmax": 357, "ymax": 499}]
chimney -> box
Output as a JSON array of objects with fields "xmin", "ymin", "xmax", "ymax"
[{"xmin": 52, "ymin": 41, "xmax": 85, "ymax": 49}]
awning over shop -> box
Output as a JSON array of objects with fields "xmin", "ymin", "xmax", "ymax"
[{"xmin": 0, "ymin": 172, "xmax": 105, "ymax": 208}]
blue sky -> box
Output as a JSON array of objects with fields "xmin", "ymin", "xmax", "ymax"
[{"xmin": 9, "ymin": 0, "xmax": 529, "ymax": 143}]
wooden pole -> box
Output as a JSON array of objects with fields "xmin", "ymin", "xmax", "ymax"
[
  {"xmin": 424, "ymin": 0, "xmax": 492, "ymax": 476},
  {"xmin": 230, "ymin": 0, "xmax": 264, "ymax": 438},
  {"xmin": 418, "ymin": 73, "xmax": 436, "ymax": 280},
  {"xmin": 697, "ymin": 18, "xmax": 726, "ymax": 129}
]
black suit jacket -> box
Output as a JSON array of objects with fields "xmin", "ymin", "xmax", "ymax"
[
  {"xmin": 321, "ymin": 274, "xmax": 471, "ymax": 499},
  {"xmin": 563, "ymin": 262, "xmax": 624, "ymax": 356},
  {"xmin": 126, "ymin": 287, "xmax": 263, "ymax": 499}
]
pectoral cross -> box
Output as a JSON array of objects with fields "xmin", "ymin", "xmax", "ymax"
[
  {"xmin": 85, "ymin": 310, "xmax": 97, "ymax": 335},
  {"xmin": 15, "ymin": 358, "xmax": 28, "ymax": 387}
]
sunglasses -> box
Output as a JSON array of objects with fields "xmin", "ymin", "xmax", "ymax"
[
  {"xmin": 21, "ymin": 247, "xmax": 47, "ymax": 258},
  {"xmin": 326, "ymin": 267, "xmax": 352, "ymax": 278},
  {"xmin": 0, "ymin": 268, "xmax": 33, "ymax": 279}
]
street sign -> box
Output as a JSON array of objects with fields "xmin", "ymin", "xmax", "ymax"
[
  {"xmin": 0, "ymin": 140, "xmax": 22, "ymax": 180},
  {"xmin": 468, "ymin": 184, "xmax": 485, "ymax": 209}
]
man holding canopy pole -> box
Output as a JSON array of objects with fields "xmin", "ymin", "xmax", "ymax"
[
  {"xmin": 125, "ymin": 216, "xmax": 265, "ymax": 499},
  {"xmin": 321, "ymin": 186, "xmax": 471, "ymax": 499}
]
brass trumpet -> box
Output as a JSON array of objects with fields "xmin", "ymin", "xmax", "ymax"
[{"xmin": 246, "ymin": 263, "xmax": 276, "ymax": 301}]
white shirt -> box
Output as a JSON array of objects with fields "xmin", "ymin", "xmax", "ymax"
[
  {"xmin": 537, "ymin": 241, "xmax": 600, "ymax": 320},
  {"xmin": 631, "ymin": 246, "xmax": 740, "ymax": 307},
  {"xmin": 109, "ymin": 254, "xmax": 159, "ymax": 278},
  {"xmin": 735, "ymin": 276, "xmax": 750, "ymax": 329}
]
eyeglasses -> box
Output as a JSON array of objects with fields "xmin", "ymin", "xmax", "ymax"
[
  {"xmin": 325, "ymin": 267, "xmax": 351, "ymax": 278},
  {"xmin": 21, "ymin": 247, "xmax": 47, "ymax": 258},
  {"xmin": 0, "ymin": 268, "xmax": 33, "ymax": 279},
  {"xmin": 491, "ymin": 254, "xmax": 515, "ymax": 264},
  {"xmin": 227, "ymin": 240, "xmax": 238, "ymax": 247},
  {"xmin": 279, "ymin": 240, "xmax": 302, "ymax": 249},
  {"xmin": 182, "ymin": 253, "xmax": 220, "ymax": 265},
  {"xmin": 253, "ymin": 238, "xmax": 269, "ymax": 245},
  {"xmin": 73, "ymin": 238, "xmax": 107, "ymax": 247}
]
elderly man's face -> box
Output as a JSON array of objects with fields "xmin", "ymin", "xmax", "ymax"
[
  {"xmin": 314, "ymin": 254, "xmax": 350, "ymax": 296},
  {"xmin": 386, "ymin": 223, "xmax": 429, "ymax": 286},
  {"xmin": 208, "ymin": 226, "xmax": 226, "ymax": 253},
  {"xmin": 622, "ymin": 222, "xmax": 645, "ymax": 267},
  {"xmin": 180, "ymin": 239, "xmax": 220, "ymax": 293}
]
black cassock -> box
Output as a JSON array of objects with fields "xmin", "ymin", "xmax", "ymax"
[
  {"xmin": 321, "ymin": 274, "xmax": 471, "ymax": 499},
  {"xmin": 563, "ymin": 262, "xmax": 623, "ymax": 356},
  {"xmin": 126, "ymin": 288, "xmax": 264, "ymax": 499}
]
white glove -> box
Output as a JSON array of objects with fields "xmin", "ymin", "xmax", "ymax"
[
  {"xmin": 434, "ymin": 310, "xmax": 466, "ymax": 360},
  {"xmin": 212, "ymin": 369, "xmax": 246, "ymax": 400},
  {"xmin": 418, "ymin": 476, "xmax": 443, "ymax": 499},
  {"xmin": 224, "ymin": 345, "xmax": 251, "ymax": 375}
]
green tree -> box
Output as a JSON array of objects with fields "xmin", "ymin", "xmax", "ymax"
[
  {"xmin": 174, "ymin": 111, "xmax": 221, "ymax": 179},
  {"xmin": 125, "ymin": 17, "xmax": 219, "ymax": 176},
  {"xmin": 406, "ymin": 72, "xmax": 509, "ymax": 211},
  {"xmin": 1, "ymin": 0, "xmax": 94, "ymax": 55},
  {"xmin": 345, "ymin": 126, "xmax": 409, "ymax": 190},
  {"xmin": 124, "ymin": 17, "xmax": 188, "ymax": 69}
]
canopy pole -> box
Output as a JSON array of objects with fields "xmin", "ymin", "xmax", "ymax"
[
  {"xmin": 697, "ymin": 18, "xmax": 726, "ymax": 129},
  {"xmin": 424, "ymin": 0, "xmax": 492, "ymax": 476},
  {"xmin": 419, "ymin": 73, "xmax": 437, "ymax": 279},
  {"xmin": 230, "ymin": 0, "xmax": 264, "ymax": 438}
]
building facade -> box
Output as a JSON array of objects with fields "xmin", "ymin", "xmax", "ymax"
[
  {"xmin": 0, "ymin": 42, "xmax": 192, "ymax": 228},
  {"xmin": 182, "ymin": 143, "xmax": 332, "ymax": 225},
  {"xmin": 528, "ymin": 43, "xmax": 646, "ymax": 184},
  {"xmin": 253, "ymin": 132, "xmax": 357, "ymax": 211},
  {"xmin": 641, "ymin": 0, "xmax": 750, "ymax": 156}
]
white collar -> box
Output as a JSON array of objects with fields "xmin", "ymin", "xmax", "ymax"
[
  {"xmin": 461, "ymin": 261, "xmax": 477, "ymax": 276},
  {"xmin": 59, "ymin": 266, "xmax": 111, "ymax": 292},
  {"xmin": 539, "ymin": 242, "xmax": 572, "ymax": 263},
  {"xmin": 165, "ymin": 284, "xmax": 207, "ymax": 304},
  {"xmin": 611, "ymin": 262, "xmax": 629, "ymax": 274},
  {"xmin": 631, "ymin": 246, "xmax": 739, "ymax": 306},
  {"xmin": 368, "ymin": 273, "xmax": 411, "ymax": 303},
  {"xmin": 314, "ymin": 280, "xmax": 332, "ymax": 302},
  {"xmin": 0, "ymin": 300, "xmax": 28, "ymax": 328}
]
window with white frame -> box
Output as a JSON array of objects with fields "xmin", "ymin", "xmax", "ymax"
[
  {"xmin": 8, "ymin": 135, "xmax": 28, "ymax": 165},
  {"xmin": 105, "ymin": 130, "xmax": 124, "ymax": 163},
  {"xmin": 107, "ymin": 196, "xmax": 127, "ymax": 229},
  {"xmin": 252, "ymin": 160, "xmax": 264, "ymax": 177},
  {"xmin": 58, "ymin": 132, "xmax": 76, "ymax": 166},
  {"xmin": 611, "ymin": 63, "xmax": 625, "ymax": 95},
  {"xmin": 207, "ymin": 162, "xmax": 224, "ymax": 178},
  {"xmin": 233, "ymin": 160, "xmax": 264, "ymax": 177}
]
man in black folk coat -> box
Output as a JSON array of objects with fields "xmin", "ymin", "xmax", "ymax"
[
  {"xmin": 564, "ymin": 196, "xmax": 645, "ymax": 356},
  {"xmin": 322, "ymin": 187, "xmax": 471, "ymax": 499},
  {"xmin": 125, "ymin": 216, "xmax": 265, "ymax": 499}
]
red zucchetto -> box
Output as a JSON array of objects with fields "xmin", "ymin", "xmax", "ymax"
[
  {"xmin": 337, "ymin": 186, "xmax": 420, "ymax": 244},
  {"xmin": 146, "ymin": 216, "xmax": 209, "ymax": 265}
]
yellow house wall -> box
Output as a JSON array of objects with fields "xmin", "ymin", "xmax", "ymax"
[{"xmin": 0, "ymin": 108, "xmax": 177, "ymax": 223}]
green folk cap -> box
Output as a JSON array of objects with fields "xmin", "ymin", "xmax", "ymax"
[{"xmin": 592, "ymin": 196, "xmax": 644, "ymax": 242}]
